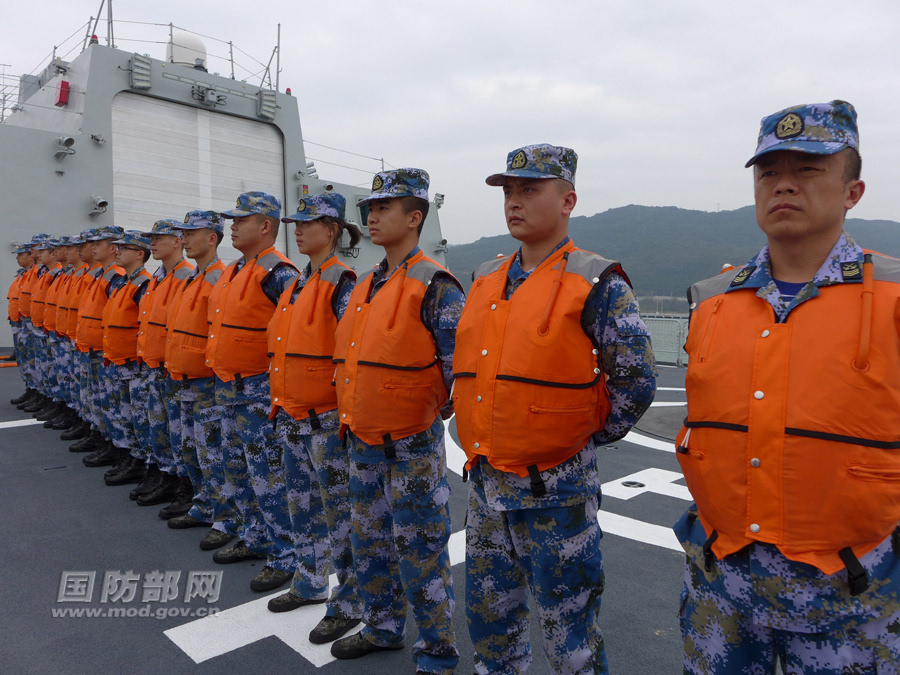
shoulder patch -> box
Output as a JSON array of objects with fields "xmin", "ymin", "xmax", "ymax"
[
  {"xmin": 729, "ymin": 265, "xmax": 756, "ymax": 287},
  {"xmin": 841, "ymin": 261, "xmax": 863, "ymax": 281}
]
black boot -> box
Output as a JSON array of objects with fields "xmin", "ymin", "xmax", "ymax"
[
  {"xmin": 106, "ymin": 456, "xmax": 147, "ymax": 486},
  {"xmin": 69, "ymin": 429, "xmax": 102, "ymax": 451},
  {"xmin": 22, "ymin": 395, "xmax": 48, "ymax": 413},
  {"xmin": 130, "ymin": 464, "xmax": 162, "ymax": 501},
  {"xmin": 61, "ymin": 420, "xmax": 91, "ymax": 441},
  {"xmin": 103, "ymin": 447, "xmax": 130, "ymax": 480},
  {"xmin": 51, "ymin": 409, "xmax": 78, "ymax": 430},
  {"xmin": 158, "ymin": 477, "xmax": 195, "ymax": 520},
  {"xmin": 42, "ymin": 404, "xmax": 69, "ymax": 427},
  {"xmin": 137, "ymin": 473, "xmax": 180, "ymax": 506},
  {"xmin": 10, "ymin": 388, "xmax": 35, "ymax": 405},
  {"xmin": 37, "ymin": 401, "xmax": 65, "ymax": 422},
  {"xmin": 15, "ymin": 390, "xmax": 40, "ymax": 409},
  {"xmin": 83, "ymin": 441, "xmax": 120, "ymax": 467}
]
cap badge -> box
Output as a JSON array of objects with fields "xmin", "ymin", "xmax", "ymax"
[
  {"xmin": 776, "ymin": 113, "xmax": 804, "ymax": 139},
  {"xmin": 372, "ymin": 175, "xmax": 384, "ymax": 191},
  {"xmin": 511, "ymin": 150, "xmax": 527, "ymax": 169},
  {"xmin": 297, "ymin": 200, "xmax": 306, "ymax": 212},
  {"xmin": 235, "ymin": 197, "xmax": 242, "ymax": 208},
  {"xmin": 184, "ymin": 214, "xmax": 190, "ymax": 223}
]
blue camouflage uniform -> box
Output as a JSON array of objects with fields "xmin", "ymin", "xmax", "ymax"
[
  {"xmin": 675, "ymin": 234, "xmax": 900, "ymax": 674},
  {"xmin": 465, "ymin": 239, "xmax": 657, "ymax": 675},
  {"xmin": 274, "ymin": 251, "xmax": 361, "ymax": 617},
  {"xmin": 346, "ymin": 243, "xmax": 464, "ymax": 674}
]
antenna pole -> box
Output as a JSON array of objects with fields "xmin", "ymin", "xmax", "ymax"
[
  {"xmin": 275, "ymin": 24, "xmax": 281, "ymax": 92},
  {"xmin": 107, "ymin": 0, "xmax": 114, "ymax": 47},
  {"xmin": 229, "ymin": 41, "xmax": 235, "ymax": 79},
  {"xmin": 90, "ymin": 2, "xmax": 104, "ymax": 46},
  {"xmin": 82, "ymin": 16, "xmax": 94, "ymax": 51}
]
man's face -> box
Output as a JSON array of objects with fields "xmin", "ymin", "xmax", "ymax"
[
  {"xmin": 753, "ymin": 150, "xmax": 864, "ymax": 245},
  {"xmin": 230, "ymin": 214, "xmax": 267, "ymax": 254},
  {"xmin": 16, "ymin": 252, "xmax": 32, "ymax": 267},
  {"xmin": 366, "ymin": 199, "xmax": 414, "ymax": 248},
  {"xmin": 54, "ymin": 247, "xmax": 67, "ymax": 264},
  {"xmin": 79, "ymin": 242, "xmax": 94, "ymax": 264},
  {"xmin": 38, "ymin": 249, "xmax": 54, "ymax": 266},
  {"xmin": 502, "ymin": 177, "xmax": 574, "ymax": 244},
  {"xmin": 92, "ymin": 240, "xmax": 117, "ymax": 264},
  {"xmin": 66, "ymin": 246, "xmax": 80, "ymax": 266},
  {"xmin": 115, "ymin": 245, "xmax": 145, "ymax": 270},
  {"xmin": 179, "ymin": 228, "xmax": 214, "ymax": 261},
  {"xmin": 150, "ymin": 233, "xmax": 182, "ymax": 261}
]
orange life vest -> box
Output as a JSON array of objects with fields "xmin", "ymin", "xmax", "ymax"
[
  {"xmin": 75, "ymin": 264, "xmax": 124, "ymax": 352},
  {"xmin": 65, "ymin": 264, "xmax": 101, "ymax": 341},
  {"xmin": 17, "ymin": 266, "xmax": 40, "ymax": 319},
  {"xmin": 268, "ymin": 256, "xmax": 355, "ymax": 420},
  {"xmin": 454, "ymin": 242, "xmax": 621, "ymax": 477},
  {"xmin": 334, "ymin": 250, "xmax": 457, "ymax": 446},
  {"xmin": 206, "ymin": 247, "xmax": 296, "ymax": 382},
  {"xmin": 102, "ymin": 269, "xmax": 152, "ymax": 365},
  {"xmin": 7, "ymin": 269, "xmax": 27, "ymax": 322},
  {"xmin": 136, "ymin": 259, "xmax": 194, "ymax": 368},
  {"xmin": 42, "ymin": 266, "xmax": 71, "ymax": 333},
  {"xmin": 677, "ymin": 252, "xmax": 900, "ymax": 575},
  {"xmin": 165, "ymin": 260, "xmax": 226, "ymax": 381},
  {"xmin": 54, "ymin": 264, "xmax": 86, "ymax": 337},
  {"xmin": 31, "ymin": 263, "xmax": 61, "ymax": 328}
]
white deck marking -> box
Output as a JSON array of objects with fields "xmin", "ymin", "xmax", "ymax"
[
  {"xmin": 622, "ymin": 431, "xmax": 675, "ymax": 452},
  {"xmin": 0, "ymin": 418, "xmax": 45, "ymax": 429},
  {"xmin": 649, "ymin": 401, "xmax": 685, "ymax": 407},
  {"xmin": 598, "ymin": 511, "xmax": 682, "ymax": 551},
  {"xmin": 602, "ymin": 468, "xmax": 692, "ymax": 502}
]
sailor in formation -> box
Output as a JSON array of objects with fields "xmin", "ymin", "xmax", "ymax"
[{"xmin": 676, "ymin": 100, "xmax": 900, "ymax": 672}]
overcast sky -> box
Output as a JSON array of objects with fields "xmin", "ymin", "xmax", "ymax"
[{"xmin": 5, "ymin": 1, "xmax": 900, "ymax": 245}]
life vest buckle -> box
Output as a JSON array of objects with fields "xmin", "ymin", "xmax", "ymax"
[
  {"xmin": 382, "ymin": 434, "xmax": 396, "ymax": 460},
  {"xmin": 838, "ymin": 547, "xmax": 869, "ymax": 596},
  {"xmin": 526, "ymin": 465, "xmax": 546, "ymax": 498}
]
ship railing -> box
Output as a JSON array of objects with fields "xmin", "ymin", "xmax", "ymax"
[{"xmin": 642, "ymin": 315, "xmax": 688, "ymax": 366}]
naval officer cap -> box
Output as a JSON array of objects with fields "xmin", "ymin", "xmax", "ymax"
[
  {"xmin": 356, "ymin": 168, "xmax": 429, "ymax": 207},
  {"xmin": 112, "ymin": 230, "xmax": 152, "ymax": 250},
  {"xmin": 745, "ymin": 100, "xmax": 859, "ymax": 168},
  {"xmin": 85, "ymin": 226, "xmax": 125, "ymax": 242},
  {"xmin": 220, "ymin": 192, "xmax": 281, "ymax": 220},
  {"xmin": 138, "ymin": 219, "xmax": 183, "ymax": 237},
  {"xmin": 178, "ymin": 210, "xmax": 224, "ymax": 233},
  {"xmin": 283, "ymin": 193, "xmax": 346, "ymax": 223},
  {"xmin": 486, "ymin": 144, "xmax": 578, "ymax": 186}
]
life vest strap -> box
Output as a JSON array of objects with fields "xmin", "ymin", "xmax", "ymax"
[
  {"xmin": 526, "ymin": 464, "xmax": 546, "ymax": 498},
  {"xmin": 382, "ymin": 433, "xmax": 396, "ymax": 460},
  {"xmin": 703, "ymin": 530, "xmax": 718, "ymax": 572},
  {"xmin": 308, "ymin": 409, "xmax": 321, "ymax": 431},
  {"xmin": 838, "ymin": 547, "xmax": 869, "ymax": 596}
]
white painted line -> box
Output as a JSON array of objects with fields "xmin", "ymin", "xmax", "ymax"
[
  {"xmin": 599, "ymin": 511, "xmax": 682, "ymax": 552},
  {"xmin": 622, "ymin": 431, "xmax": 675, "ymax": 452},
  {"xmin": 649, "ymin": 401, "xmax": 685, "ymax": 408},
  {"xmin": 656, "ymin": 387, "xmax": 685, "ymax": 391},
  {"xmin": 602, "ymin": 468, "xmax": 692, "ymax": 502},
  {"xmin": 0, "ymin": 418, "xmax": 45, "ymax": 430}
]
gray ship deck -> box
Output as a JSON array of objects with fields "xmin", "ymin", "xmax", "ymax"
[{"xmin": 0, "ymin": 363, "xmax": 689, "ymax": 674}]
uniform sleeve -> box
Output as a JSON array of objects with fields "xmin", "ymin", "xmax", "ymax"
[
  {"xmin": 261, "ymin": 263, "xmax": 300, "ymax": 305},
  {"xmin": 583, "ymin": 271, "xmax": 657, "ymax": 444},
  {"xmin": 331, "ymin": 271, "xmax": 356, "ymax": 320},
  {"xmin": 421, "ymin": 272, "xmax": 466, "ymax": 398}
]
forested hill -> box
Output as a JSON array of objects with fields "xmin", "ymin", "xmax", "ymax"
[{"xmin": 445, "ymin": 205, "xmax": 900, "ymax": 298}]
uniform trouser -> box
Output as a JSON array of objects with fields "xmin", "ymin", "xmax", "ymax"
[
  {"xmin": 217, "ymin": 378, "xmax": 295, "ymax": 571},
  {"xmin": 164, "ymin": 377, "xmax": 188, "ymax": 477},
  {"xmin": 465, "ymin": 475, "xmax": 607, "ymax": 675},
  {"xmin": 277, "ymin": 409, "xmax": 361, "ymax": 617},
  {"xmin": 147, "ymin": 367, "xmax": 176, "ymax": 474},
  {"xmin": 349, "ymin": 434, "xmax": 458, "ymax": 674},
  {"xmin": 75, "ymin": 350, "xmax": 94, "ymax": 423},
  {"xmin": 128, "ymin": 369, "xmax": 152, "ymax": 461},
  {"xmin": 47, "ymin": 332, "xmax": 68, "ymax": 403},
  {"xmin": 680, "ymin": 556, "xmax": 900, "ymax": 674},
  {"xmin": 103, "ymin": 361, "xmax": 141, "ymax": 452},
  {"xmin": 32, "ymin": 326, "xmax": 50, "ymax": 396},
  {"xmin": 19, "ymin": 320, "xmax": 37, "ymax": 389},
  {"xmin": 88, "ymin": 352, "xmax": 111, "ymax": 438},
  {"xmin": 182, "ymin": 377, "xmax": 239, "ymax": 534},
  {"xmin": 58, "ymin": 338, "xmax": 77, "ymax": 407}
]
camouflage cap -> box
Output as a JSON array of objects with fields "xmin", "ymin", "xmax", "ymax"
[
  {"xmin": 112, "ymin": 230, "xmax": 152, "ymax": 250},
  {"xmin": 79, "ymin": 228, "xmax": 97, "ymax": 242},
  {"xmin": 745, "ymin": 100, "xmax": 859, "ymax": 168},
  {"xmin": 32, "ymin": 237, "xmax": 55, "ymax": 250},
  {"xmin": 220, "ymin": 191, "xmax": 281, "ymax": 220},
  {"xmin": 56, "ymin": 236, "xmax": 73, "ymax": 247},
  {"xmin": 283, "ymin": 193, "xmax": 346, "ymax": 222},
  {"xmin": 85, "ymin": 226, "xmax": 125, "ymax": 242},
  {"xmin": 68, "ymin": 234, "xmax": 86, "ymax": 245},
  {"xmin": 356, "ymin": 168, "xmax": 429, "ymax": 207},
  {"xmin": 138, "ymin": 218, "xmax": 183, "ymax": 237},
  {"xmin": 178, "ymin": 210, "xmax": 224, "ymax": 233},
  {"xmin": 12, "ymin": 242, "xmax": 30, "ymax": 254},
  {"xmin": 30, "ymin": 234, "xmax": 50, "ymax": 247},
  {"xmin": 486, "ymin": 144, "xmax": 578, "ymax": 186}
]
